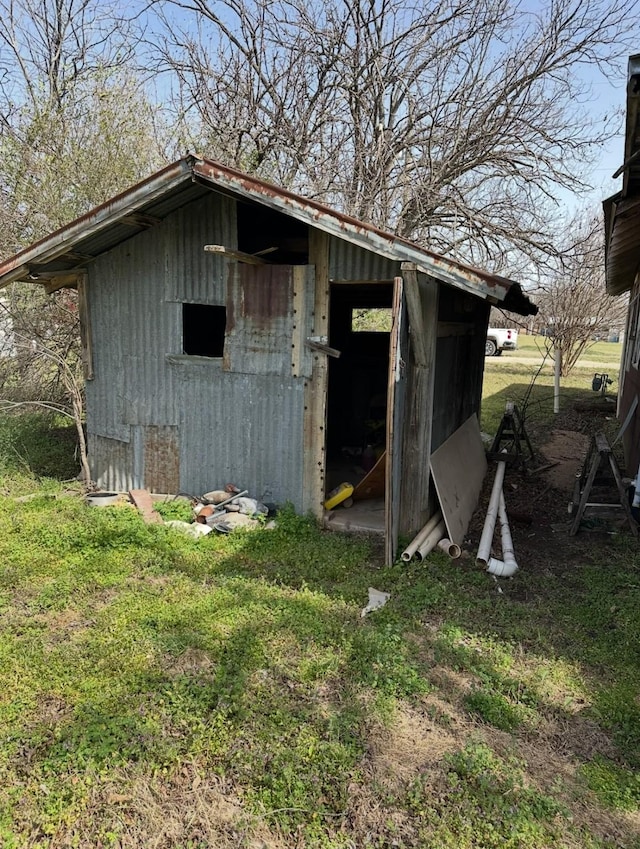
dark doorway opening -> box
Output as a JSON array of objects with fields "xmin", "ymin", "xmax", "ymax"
[{"xmin": 325, "ymin": 283, "xmax": 393, "ymax": 493}]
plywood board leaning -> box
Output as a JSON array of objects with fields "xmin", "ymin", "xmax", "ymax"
[
  {"xmin": 353, "ymin": 451, "xmax": 386, "ymax": 501},
  {"xmin": 429, "ymin": 414, "xmax": 487, "ymax": 545}
]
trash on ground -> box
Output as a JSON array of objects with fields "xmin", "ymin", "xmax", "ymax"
[
  {"xmin": 165, "ymin": 520, "xmax": 212, "ymax": 538},
  {"xmin": 86, "ymin": 491, "xmax": 120, "ymax": 507},
  {"xmin": 165, "ymin": 483, "xmax": 277, "ymax": 537},
  {"xmin": 360, "ymin": 587, "xmax": 391, "ymax": 617}
]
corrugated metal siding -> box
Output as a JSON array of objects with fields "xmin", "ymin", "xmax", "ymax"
[
  {"xmin": 329, "ymin": 236, "xmax": 400, "ymax": 281},
  {"xmin": 87, "ymin": 192, "xmax": 308, "ymax": 497},
  {"xmin": 171, "ymin": 359, "xmax": 305, "ymax": 507},
  {"xmin": 89, "ymin": 224, "xmax": 180, "ymax": 431},
  {"xmin": 224, "ymin": 264, "xmax": 295, "ymax": 376},
  {"xmin": 144, "ymin": 425, "xmax": 180, "ymax": 493},
  {"xmin": 431, "ymin": 333, "xmax": 485, "ymax": 451},
  {"xmin": 89, "ymin": 433, "xmax": 135, "ymax": 491},
  {"xmin": 85, "ymin": 267, "xmax": 130, "ymax": 442},
  {"xmin": 432, "ymin": 336, "xmax": 461, "ymax": 451},
  {"xmin": 166, "ymin": 191, "xmax": 236, "ymax": 304}
]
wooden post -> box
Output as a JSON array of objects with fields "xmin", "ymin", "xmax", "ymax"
[
  {"xmin": 303, "ymin": 229, "xmax": 330, "ymax": 517},
  {"xmin": 77, "ymin": 273, "xmax": 94, "ymax": 380},
  {"xmin": 554, "ymin": 347, "xmax": 561, "ymax": 414},
  {"xmin": 399, "ymin": 269, "xmax": 439, "ymax": 536}
]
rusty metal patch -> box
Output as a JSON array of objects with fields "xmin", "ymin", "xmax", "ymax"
[
  {"xmin": 144, "ymin": 425, "xmax": 180, "ymax": 493},
  {"xmin": 238, "ymin": 264, "xmax": 292, "ymax": 327}
]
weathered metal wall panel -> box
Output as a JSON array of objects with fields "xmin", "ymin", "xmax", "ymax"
[
  {"xmin": 431, "ymin": 336, "xmax": 462, "ymax": 451},
  {"xmin": 431, "ymin": 294, "xmax": 488, "ymax": 451},
  {"xmin": 399, "ymin": 272, "xmax": 439, "ymax": 535},
  {"xmin": 329, "ymin": 237, "xmax": 399, "ymax": 281},
  {"xmin": 224, "ymin": 264, "xmax": 295, "ymax": 376},
  {"xmin": 170, "ymin": 358, "xmax": 305, "ymax": 507},
  {"xmin": 85, "ymin": 270, "xmax": 130, "ymax": 443},
  {"xmin": 89, "ymin": 433, "xmax": 135, "ymax": 491},
  {"xmin": 88, "ymin": 223, "xmax": 180, "ymax": 433},
  {"xmin": 86, "ymin": 190, "xmax": 309, "ymax": 496},
  {"xmin": 166, "ymin": 192, "xmax": 236, "ymax": 305},
  {"xmin": 144, "ymin": 425, "xmax": 181, "ymax": 493}
]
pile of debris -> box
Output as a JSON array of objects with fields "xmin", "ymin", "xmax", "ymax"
[
  {"xmin": 191, "ymin": 484, "xmax": 272, "ymax": 534},
  {"xmin": 126, "ymin": 485, "xmax": 275, "ymax": 538}
]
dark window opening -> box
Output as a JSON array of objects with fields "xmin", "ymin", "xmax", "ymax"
[{"xmin": 182, "ymin": 303, "xmax": 226, "ymax": 357}]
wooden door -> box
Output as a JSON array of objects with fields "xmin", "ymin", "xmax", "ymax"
[{"xmin": 385, "ymin": 276, "xmax": 409, "ymax": 565}]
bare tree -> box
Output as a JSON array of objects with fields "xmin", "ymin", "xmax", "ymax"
[
  {"xmin": 532, "ymin": 213, "xmax": 628, "ymax": 376},
  {"xmin": 0, "ymin": 290, "xmax": 91, "ymax": 484},
  {"xmin": 0, "ymin": 0, "xmax": 168, "ymax": 484},
  {"xmin": 0, "ymin": 0, "xmax": 167, "ymax": 254},
  {"xmin": 152, "ymin": 0, "xmax": 637, "ymax": 270},
  {"xmin": 0, "ymin": 0, "xmax": 142, "ymax": 109}
]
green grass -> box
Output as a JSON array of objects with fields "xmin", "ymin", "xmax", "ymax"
[
  {"xmin": 507, "ymin": 335, "xmax": 623, "ymax": 364},
  {"xmin": 0, "ymin": 412, "xmax": 80, "ymax": 492},
  {"xmin": 0, "ymin": 406, "xmax": 639, "ymax": 847}
]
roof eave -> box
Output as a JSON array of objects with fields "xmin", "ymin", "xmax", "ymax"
[
  {"xmin": 0, "ymin": 154, "xmax": 534, "ymax": 315},
  {"xmin": 192, "ymin": 159, "xmax": 527, "ymax": 309}
]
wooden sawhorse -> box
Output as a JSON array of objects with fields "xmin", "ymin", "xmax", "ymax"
[{"xmin": 570, "ymin": 432, "xmax": 638, "ymax": 537}]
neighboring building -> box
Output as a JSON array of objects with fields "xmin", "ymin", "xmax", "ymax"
[
  {"xmin": 604, "ymin": 54, "xmax": 640, "ymax": 476},
  {"xmin": 0, "ymin": 155, "xmax": 536, "ymax": 562}
]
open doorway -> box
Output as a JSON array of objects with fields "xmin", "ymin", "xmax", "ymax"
[{"xmin": 325, "ymin": 283, "xmax": 393, "ymax": 513}]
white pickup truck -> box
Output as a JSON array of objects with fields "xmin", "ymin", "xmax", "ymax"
[{"xmin": 485, "ymin": 328, "xmax": 518, "ymax": 356}]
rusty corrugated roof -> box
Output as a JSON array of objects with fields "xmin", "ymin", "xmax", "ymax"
[{"xmin": 0, "ymin": 154, "xmax": 536, "ymax": 313}]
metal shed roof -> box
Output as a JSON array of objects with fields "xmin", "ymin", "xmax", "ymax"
[{"xmin": 0, "ymin": 154, "xmax": 536, "ymax": 314}]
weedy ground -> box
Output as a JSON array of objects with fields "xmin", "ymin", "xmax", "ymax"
[{"xmin": 0, "ymin": 362, "xmax": 639, "ymax": 849}]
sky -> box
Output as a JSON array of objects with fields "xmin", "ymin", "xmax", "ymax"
[{"xmin": 567, "ymin": 54, "xmax": 628, "ymax": 205}]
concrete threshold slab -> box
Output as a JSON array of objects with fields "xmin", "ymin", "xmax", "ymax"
[{"xmin": 323, "ymin": 498, "xmax": 385, "ymax": 534}]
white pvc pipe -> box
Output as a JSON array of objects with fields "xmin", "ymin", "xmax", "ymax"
[
  {"xmin": 476, "ymin": 460, "xmax": 506, "ymax": 566},
  {"xmin": 401, "ymin": 510, "xmax": 443, "ymax": 562},
  {"xmin": 437, "ymin": 538, "xmax": 462, "ymax": 559},
  {"xmin": 416, "ymin": 520, "xmax": 447, "ymax": 561},
  {"xmin": 553, "ymin": 348, "xmax": 561, "ymax": 414},
  {"xmin": 486, "ymin": 492, "xmax": 518, "ymax": 577}
]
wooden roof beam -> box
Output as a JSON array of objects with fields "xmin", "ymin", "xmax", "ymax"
[
  {"xmin": 204, "ymin": 245, "xmax": 268, "ymax": 265},
  {"xmin": 121, "ymin": 213, "xmax": 162, "ymax": 228},
  {"xmin": 44, "ymin": 273, "xmax": 84, "ymax": 293}
]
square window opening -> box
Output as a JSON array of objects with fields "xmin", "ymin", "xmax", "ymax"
[
  {"xmin": 351, "ymin": 307, "xmax": 392, "ymax": 333},
  {"xmin": 183, "ymin": 303, "xmax": 226, "ymax": 357}
]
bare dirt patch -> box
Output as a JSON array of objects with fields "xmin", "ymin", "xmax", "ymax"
[
  {"xmin": 539, "ymin": 429, "xmax": 590, "ymax": 491},
  {"xmin": 469, "ymin": 397, "xmax": 633, "ymax": 574}
]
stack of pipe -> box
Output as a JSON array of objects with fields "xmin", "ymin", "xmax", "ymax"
[{"xmin": 401, "ymin": 510, "xmax": 461, "ymax": 563}]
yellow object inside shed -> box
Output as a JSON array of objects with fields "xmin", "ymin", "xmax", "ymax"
[{"xmin": 324, "ymin": 482, "xmax": 354, "ymax": 510}]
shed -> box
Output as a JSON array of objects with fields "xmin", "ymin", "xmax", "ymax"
[
  {"xmin": 0, "ymin": 155, "xmax": 536, "ymax": 562},
  {"xmin": 604, "ymin": 54, "xmax": 640, "ymax": 476}
]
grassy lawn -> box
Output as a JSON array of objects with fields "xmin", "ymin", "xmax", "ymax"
[
  {"xmin": 503, "ymin": 335, "xmax": 623, "ymax": 364},
  {"xmin": 481, "ymin": 351, "xmax": 620, "ymax": 441},
  {"xmin": 0, "ymin": 414, "xmax": 639, "ymax": 848}
]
